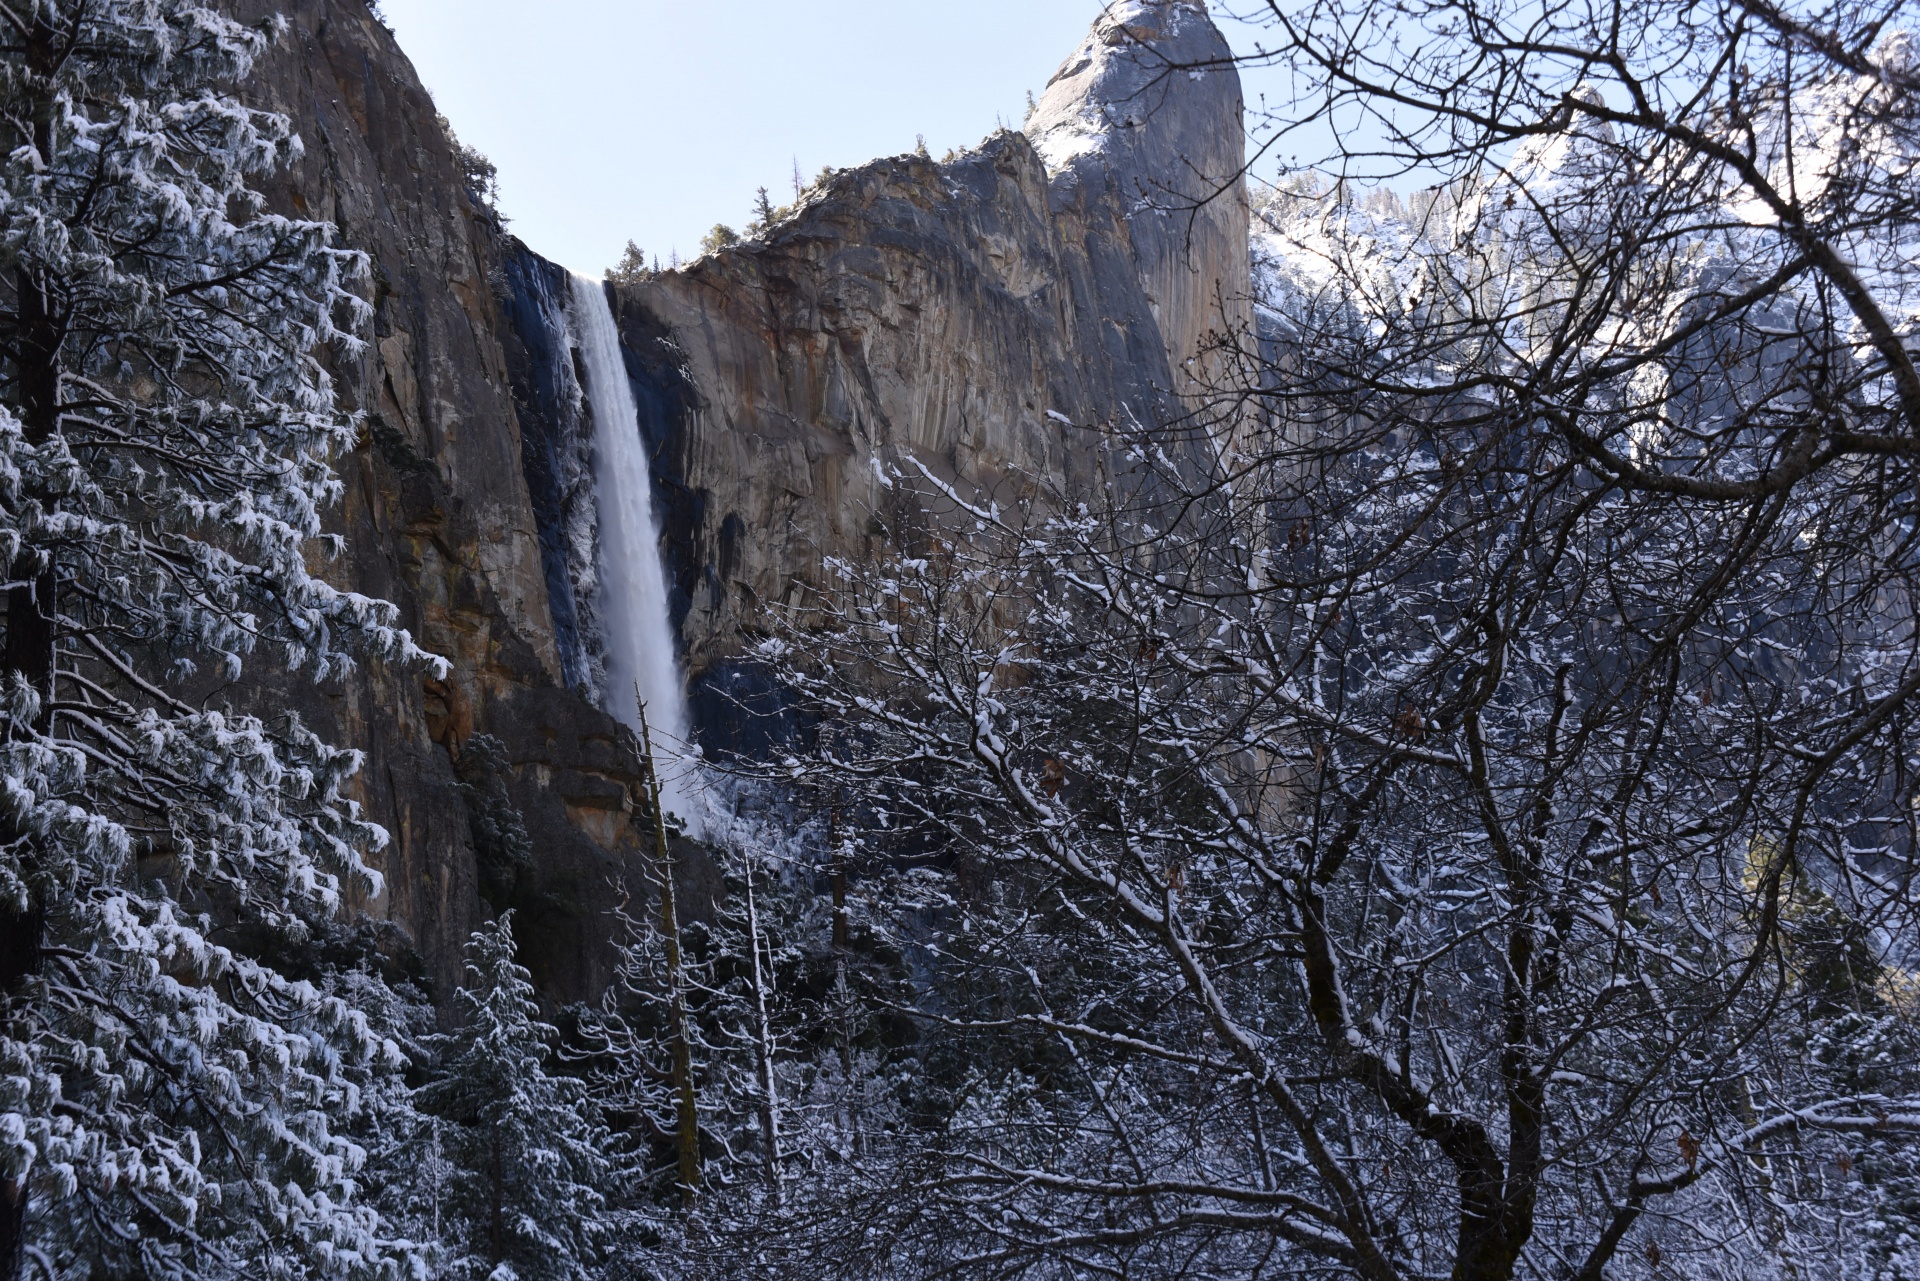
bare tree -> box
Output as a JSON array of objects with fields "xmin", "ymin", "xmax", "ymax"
[{"xmin": 746, "ymin": 3, "xmax": 1920, "ymax": 1277}]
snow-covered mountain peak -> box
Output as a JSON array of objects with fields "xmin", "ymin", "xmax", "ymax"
[{"xmin": 1507, "ymin": 84, "xmax": 1619, "ymax": 197}]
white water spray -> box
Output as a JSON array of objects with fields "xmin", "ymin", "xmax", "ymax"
[{"xmin": 568, "ymin": 274, "xmax": 702, "ymax": 833}]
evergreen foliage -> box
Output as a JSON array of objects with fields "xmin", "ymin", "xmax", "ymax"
[
  {"xmin": 451, "ymin": 735, "xmax": 532, "ymax": 915},
  {"xmin": 745, "ymin": 188, "xmax": 780, "ymax": 240},
  {"xmin": 603, "ymin": 241, "xmax": 648, "ymax": 286},
  {"xmin": 434, "ymin": 115, "xmax": 497, "ymax": 220},
  {"xmin": 416, "ymin": 915, "xmax": 620, "ymax": 1281},
  {"xmin": 0, "ymin": 4, "xmax": 440, "ymax": 1278}
]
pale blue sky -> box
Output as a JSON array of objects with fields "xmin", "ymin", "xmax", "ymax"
[
  {"xmin": 377, "ymin": 1, "xmax": 1119, "ymax": 275},
  {"xmin": 374, "ymin": 2, "xmax": 1324, "ymax": 276}
]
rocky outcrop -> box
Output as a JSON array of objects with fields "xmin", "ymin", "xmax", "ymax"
[
  {"xmin": 611, "ymin": 134, "xmax": 1166, "ymax": 682},
  {"xmin": 597, "ymin": 0, "xmax": 1252, "ymax": 702},
  {"xmin": 1028, "ymin": 0, "xmax": 1253, "ymax": 393}
]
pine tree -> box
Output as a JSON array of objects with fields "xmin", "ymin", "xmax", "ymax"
[
  {"xmin": 0, "ymin": 5, "xmax": 441, "ymax": 1278},
  {"xmin": 603, "ymin": 240, "xmax": 648, "ymax": 286},
  {"xmin": 416, "ymin": 915, "xmax": 619, "ymax": 1281},
  {"xmin": 746, "ymin": 187, "xmax": 776, "ymax": 238},
  {"xmin": 452, "ymin": 733, "xmax": 534, "ymax": 913},
  {"xmin": 436, "ymin": 113, "xmax": 497, "ymax": 218}
]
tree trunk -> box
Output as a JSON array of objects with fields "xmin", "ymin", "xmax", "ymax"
[
  {"xmin": 829, "ymin": 808, "xmax": 849, "ymax": 952},
  {"xmin": 0, "ymin": 569, "xmax": 45, "ymax": 1275},
  {"xmin": 0, "ymin": 1178, "xmax": 22, "ymax": 1281},
  {"xmin": 638, "ymin": 701, "xmax": 700, "ymax": 1210},
  {"xmin": 489, "ymin": 1124, "xmax": 504, "ymax": 1269},
  {"xmin": 1451, "ymin": 1189, "xmax": 1523, "ymax": 1281},
  {"xmin": 744, "ymin": 873, "xmax": 782, "ymax": 1203},
  {"xmin": 0, "ymin": 248, "xmax": 60, "ymax": 1281}
]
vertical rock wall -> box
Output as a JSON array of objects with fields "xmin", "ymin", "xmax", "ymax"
[
  {"xmin": 495, "ymin": 247, "xmax": 597, "ymax": 697},
  {"xmin": 611, "ymin": 133, "xmax": 1168, "ymax": 685},
  {"xmin": 1028, "ymin": 0, "xmax": 1254, "ymax": 395},
  {"xmin": 596, "ymin": 0, "xmax": 1253, "ymax": 722},
  {"xmin": 207, "ymin": 0, "xmax": 1251, "ymax": 1001},
  {"xmin": 232, "ymin": 0, "xmax": 659, "ymax": 1005}
]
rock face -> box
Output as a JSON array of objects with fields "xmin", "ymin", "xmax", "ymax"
[
  {"xmin": 613, "ymin": 135, "xmax": 1168, "ymax": 683},
  {"xmin": 598, "ymin": 0, "xmax": 1253, "ymax": 699},
  {"xmin": 1028, "ymin": 0, "xmax": 1253, "ymax": 392},
  {"xmin": 212, "ymin": 0, "xmax": 1250, "ymax": 1002},
  {"xmin": 232, "ymin": 0, "xmax": 660, "ymax": 1005}
]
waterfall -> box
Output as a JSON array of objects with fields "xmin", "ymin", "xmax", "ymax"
[{"xmin": 568, "ymin": 273, "xmax": 702, "ymax": 833}]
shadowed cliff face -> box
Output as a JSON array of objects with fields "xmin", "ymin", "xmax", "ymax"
[{"xmin": 230, "ymin": 0, "xmax": 661, "ymax": 1006}]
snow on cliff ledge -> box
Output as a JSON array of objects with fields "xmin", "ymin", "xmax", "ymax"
[
  {"xmin": 1025, "ymin": 0, "xmax": 1230, "ymax": 178},
  {"xmin": 1021, "ymin": 0, "xmax": 1254, "ymax": 387}
]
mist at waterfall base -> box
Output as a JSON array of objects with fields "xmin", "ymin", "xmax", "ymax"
[{"xmin": 568, "ymin": 274, "xmax": 705, "ymax": 836}]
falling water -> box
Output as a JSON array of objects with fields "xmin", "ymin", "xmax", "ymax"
[{"xmin": 568, "ymin": 273, "xmax": 701, "ymax": 833}]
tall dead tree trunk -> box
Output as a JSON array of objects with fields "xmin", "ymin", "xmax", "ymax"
[
  {"xmin": 829, "ymin": 807, "xmax": 849, "ymax": 953},
  {"xmin": 743, "ymin": 872, "xmax": 783, "ymax": 1202},
  {"xmin": 637, "ymin": 698, "xmax": 701, "ymax": 1211}
]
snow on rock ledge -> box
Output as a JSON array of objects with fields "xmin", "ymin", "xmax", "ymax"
[{"xmin": 1026, "ymin": 0, "xmax": 1253, "ymax": 389}]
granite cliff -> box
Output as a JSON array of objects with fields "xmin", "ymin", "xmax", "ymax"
[
  {"xmin": 233, "ymin": 0, "xmax": 1250, "ymax": 1003},
  {"xmin": 232, "ymin": 0, "xmax": 662, "ymax": 1004},
  {"xmin": 533, "ymin": 0, "xmax": 1252, "ymax": 714}
]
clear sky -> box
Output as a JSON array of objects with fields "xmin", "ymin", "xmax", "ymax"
[{"xmin": 376, "ymin": 1, "xmax": 1126, "ymax": 276}]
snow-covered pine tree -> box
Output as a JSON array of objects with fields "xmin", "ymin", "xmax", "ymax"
[
  {"xmin": 0, "ymin": 4, "xmax": 445, "ymax": 1278},
  {"xmin": 416, "ymin": 914, "xmax": 618, "ymax": 1281}
]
